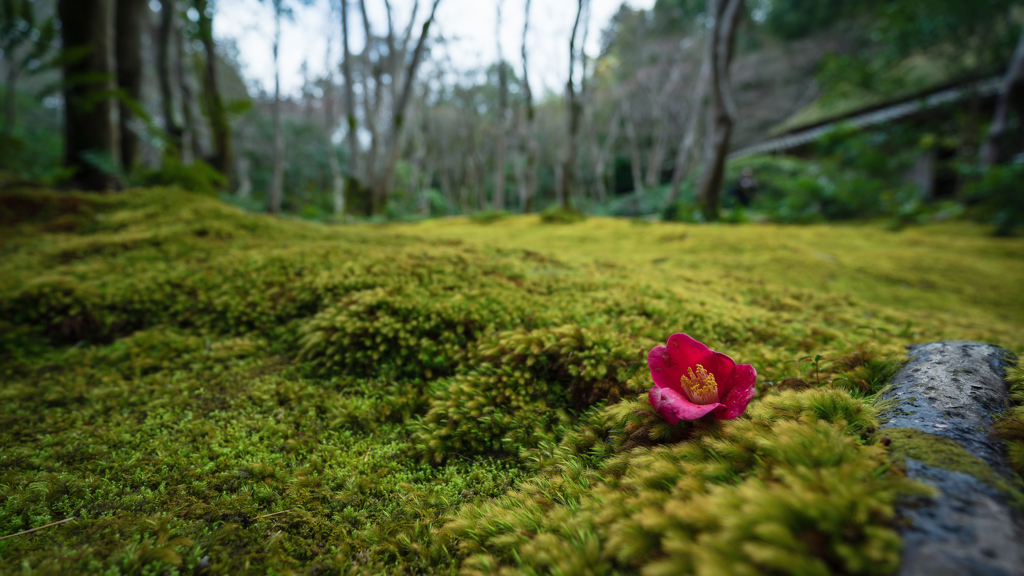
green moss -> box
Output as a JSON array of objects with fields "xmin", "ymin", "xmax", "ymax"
[
  {"xmin": 992, "ymin": 358, "xmax": 1024, "ymax": 478},
  {"xmin": 442, "ymin": 389, "xmax": 917, "ymax": 576},
  {"xmin": 413, "ymin": 325, "xmax": 652, "ymax": 463},
  {"xmin": 1, "ymin": 187, "xmax": 1022, "ymax": 574},
  {"xmin": 1006, "ymin": 358, "xmax": 1024, "ymax": 406},
  {"xmin": 878, "ymin": 428, "xmax": 1024, "ymax": 505}
]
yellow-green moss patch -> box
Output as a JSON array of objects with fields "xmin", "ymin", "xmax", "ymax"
[{"xmin": 878, "ymin": 428, "xmax": 1024, "ymax": 506}]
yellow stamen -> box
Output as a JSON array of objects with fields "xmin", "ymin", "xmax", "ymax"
[{"xmin": 681, "ymin": 364, "xmax": 720, "ymax": 405}]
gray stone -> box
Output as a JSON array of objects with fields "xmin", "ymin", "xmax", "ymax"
[{"xmin": 876, "ymin": 341, "xmax": 1023, "ymax": 576}]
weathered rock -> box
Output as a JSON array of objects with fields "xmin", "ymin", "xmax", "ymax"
[{"xmin": 877, "ymin": 341, "xmax": 1024, "ymax": 576}]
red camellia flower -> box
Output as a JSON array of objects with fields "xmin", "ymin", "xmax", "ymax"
[{"xmin": 647, "ymin": 333, "xmax": 756, "ymax": 424}]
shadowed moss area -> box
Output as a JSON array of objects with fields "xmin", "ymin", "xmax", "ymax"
[{"xmin": 1, "ymin": 187, "xmax": 1023, "ymax": 574}]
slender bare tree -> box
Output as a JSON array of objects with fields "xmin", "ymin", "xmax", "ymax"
[
  {"xmin": 666, "ymin": 23, "xmax": 712, "ymax": 207},
  {"xmin": 644, "ymin": 66, "xmax": 683, "ymax": 188},
  {"xmin": 560, "ymin": 0, "xmax": 587, "ymax": 209},
  {"xmin": 194, "ymin": 0, "xmax": 232, "ymax": 181},
  {"xmin": 622, "ymin": 98, "xmax": 644, "ymax": 195},
  {"xmin": 175, "ymin": 14, "xmax": 202, "ymax": 163},
  {"xmin": 357, "ymin": 0, "xmax": 382, "ymax": 199},
  {"xmin": 519, "ymin": 0, "xmax": 536, "ymax": 212},
  {"xmin": 341, "ymin": 0, "xmax": 360, "ymax": 209},
  {"xmin": 324, "ymin": 1, "xmax": 345, "ymax": 215},
  {"xmin": 590, "ymin": 107, "xmax": 622, "ymax": 203},
  {"xmin": 493, "ymin": 0, "xmax": 508, "ymax": 211},
  {"xmin": 369, "ymin": 0, "xmax": 442, "ymax": 213},
  {"xmin": 269, "ymin": 0, "xmax": 284, "ymax": 213},
  {"xmin": 157, "ymin": 0, "xmax": 184, "ymax": 159},
  {"xmin": 696, "ymin": 0, "xmax": 744, "ymax": 220}
]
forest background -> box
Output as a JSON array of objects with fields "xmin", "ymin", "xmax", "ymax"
[{"xmin": 3, "ymin": 0, "xmax": 1024, "ymax": 230}]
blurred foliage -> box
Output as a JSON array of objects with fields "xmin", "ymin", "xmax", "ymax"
[
  {"xmin": 814, "ymin": 0, "xmax": 1021, "ymax": 101},
  {"xmin": 661, "ymin": 122, "xmax": 991, "ymax": 228},
  {"xmin": 764, "ymin": 0, "xmax": 849, "ymax": 40},
  {"xmin": 0, "ymin": 188, "xmax": 1022, "ymax": 573},
  {"xmin": 0, "ymin": 89, "xmax": 63, "ymax": 180},
  {"xmin": 540, "ymin": 205, "xmax": 587, "ymax": 224},
  {"xmin": 134, "ymin": 157, "xmax": 226, "ymax": 197},
  {"xmin": 234, "ymin": 111, "xmax": 346, "ymax": 213},
  {"xmin": 960, "ymin": 161, "xmax": 1024, "ymax": 236}
]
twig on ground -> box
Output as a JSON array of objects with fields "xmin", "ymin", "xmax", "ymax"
[
  {"xmin": 256, "ymin": 509, "xmax": 292, "ymax": 520},
  {"xmin": 0, "ymin": 517, "xmax": 75, "ymax": 541}
]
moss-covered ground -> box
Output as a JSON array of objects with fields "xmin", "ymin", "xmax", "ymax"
[{"xmin": 1, "ymin": 188, "xmax": 1022, "ymax": 575}]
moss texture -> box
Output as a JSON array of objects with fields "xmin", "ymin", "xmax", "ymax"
[
  {"xmin": 993, "ymin": 358, "xmax": 1024, "ymax": 478},
  {"xmin": 1, "ymin": 187, "xmax": 1023, "ymax": 575},
  {"xmin": 878, "ymin": 428, "xmax": 1024, "ymax": 503}
]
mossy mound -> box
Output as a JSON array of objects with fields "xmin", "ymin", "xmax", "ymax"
[{"xmin": 1, "ymin": 187, "xmax": 1023, "ymax": 574}]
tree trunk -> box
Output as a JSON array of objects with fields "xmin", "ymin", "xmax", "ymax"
[
  {"xmin": 236, "ymin": 156, "xmax": 252, "ymax": 199},
  {"xmin": 341, "ymin": 0, "xmax": 359, "ymax": 208},
  {"xmin": 325, "ymin": 89, "xmax": 344, "ymax": 216},
  {"xmin": 194, "ymin": 0, "xmax": 232, "ymax": 182},
  {"xmin": 623, "ymin": 101, "xmax": 644, "ymax": 195},
  {"xmin": 493, "ymin": 1, "xmax": 507, "ymax": 212},
  {"xmin": 520, "ymin": 0, "xmax": 536, "ymax": 212},
  {"xmin": 116, "ymin": 0, "xmax": 145, "ymax": 171},
  {"xmin": 591, "ymin": 108, "xmax": 621, "ymax": 203},
  {"xmin": 982, "ymin": 25, "xmax": 1024, "ymax": 167},
  {"xmin": 696, "ymin": 0, "xmax": 743, "ymax": 221},
  {"xmin": 645, "ymin": 124, "xmax": 668, "ymax": 188},
  {"xmin": 269, "ymin": 0, "xmax": 284, "ymax": 214},
  {"xmin": 324, "ymin": 4, "xmax": 345, "ymax": 216},
  {"xmin": 157, "ymin": 0, "xmax": 183, "ymax": 159},
  {"xmin": 418, "ymin": 162, "xmax": 433, "ymax": 216},
  {"xmin": 560, "ymin": 0, "xmax": 586, "ymax": 209},
  {"xmin": 175, "ymin": 23, "xmax": 202, "ymax": 163},
  {"xmin": 643, "ymin": 67, "xmax": 683, "ymax": 189},
  {"xmin": 667, "ymin": 27, "xmax": 712, "ymax": 207},
  {"xmin": 555, "ymin": 163, "xmax": 564, "ymax": 207},
  {"xmin": 438, "ymin": 161, "xmax": 453, "ymax": 214},
  {"xmin": 58, "ymin": 0, "xmax": 121, "ymax": 190},
  {"xmin": 358, "ymin": 0, "xmax": 381, "ymax": 206}
]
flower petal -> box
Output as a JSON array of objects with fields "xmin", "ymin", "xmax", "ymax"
[
  {"xmin": 649, "ymin": 384, "xmax": 724, "ymax": 425},
  {"xmin": 713, "ymin": 363, "xmax": 757, "ymax": 420},
  {"xmin": 647, "ymin": 344, "xmax": 685, "ymax": 392},
  {"xmin": 666, "ymin": 333, "xmax": 715, "ymax": 373},
  {"xmin": 707, "ymin": 351, "xmax": 737, "ymax": 394}
]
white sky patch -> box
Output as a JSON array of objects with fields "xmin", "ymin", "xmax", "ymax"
[{"xmin": 212, "ymin": 0, "xmax": 657, "ymax": 98}]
